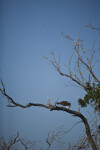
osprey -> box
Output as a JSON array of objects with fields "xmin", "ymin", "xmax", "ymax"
[{"xmin": 56, "ymin": 101, "xmax": 71, "ymax": 109}]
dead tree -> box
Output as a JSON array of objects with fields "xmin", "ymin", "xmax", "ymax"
[
  {"xmin": 68, "ymin": 111, "xmax": 100, "ymax": 150},
  {"xmin": 0, "ymin": 133, "xmax": 35, "ymax": 150},
  {"xmin": 0, "ymin": 29, "xmax": 100, "ymax": 149},
  {"xmin": 0, "ymin": 79, "xmax": 98, "ymax": 150}
]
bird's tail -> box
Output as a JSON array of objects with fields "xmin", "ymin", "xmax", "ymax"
[{"xmin": 56, "ymin": 102, "xmax": 60, "ymax": 105}]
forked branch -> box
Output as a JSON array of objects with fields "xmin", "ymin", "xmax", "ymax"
[
  {"xmin": 44, "ymin": 34, "xmax": 100, "ymax": 91},
  {"xmin": 0, "ymin": 133, "xmax": 35, "ymax": 150},
  {"xmin": 0, "ymin": 79, "xmax": 97, "ymax": 150}
]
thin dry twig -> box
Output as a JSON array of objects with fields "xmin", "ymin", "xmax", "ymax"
[
  {"xmin": 64, "ymin": 121, "xmax": 82, "ymax": 134},
  {"xmin": 0, "ymin": 133, "xmax": 35, "ymax": 150},
  {"xmin": 46, "ymin": 127, "xmax": 65, "ymax": 150},
  {"xmin": 0, "ymin": 79, "xmax": 98, "ymax": 150}
]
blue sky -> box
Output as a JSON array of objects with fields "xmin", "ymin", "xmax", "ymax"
[{"xmin": 0, "ymin": 0, "xmax": 100, "ymax": 149}]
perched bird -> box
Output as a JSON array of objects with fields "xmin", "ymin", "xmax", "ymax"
[{"xmin": 56, "ymin": 101, "xmax": 71, "ymax": 109}]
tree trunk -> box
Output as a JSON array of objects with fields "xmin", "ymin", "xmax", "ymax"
[
  {"xmin": 83, "ymin": 117, "xmax": 97, "ymax": 150},
  {"xmin": 51, "ymin": 107, "xmax": 98, "ymax": 150}
]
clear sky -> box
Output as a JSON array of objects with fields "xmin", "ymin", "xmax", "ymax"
[{"xmin": 0, "ymin": 0, "xmax": 100, "ymax": 149}]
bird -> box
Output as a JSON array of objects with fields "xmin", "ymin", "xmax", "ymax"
[{"xmin": 56, "ymin": 101, "xmax": 71, "ymax": 109}]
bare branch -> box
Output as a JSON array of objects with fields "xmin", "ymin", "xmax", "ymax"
[
  {"xmin": 92, "ymin": 57, "xmax": 100, "ymax": 68},
  {"xmin": 87, "ymin": 23, "xmax": 100, "ymax": 31},
  {"xmin": 62, "ymin": 32, "xmax": 75, "ymax": 42},
  {"xmin": 0, "ymin": 133, "xmax": 20, "ymax": 150},
  {"xmin": 8, "ymin": 133, "xmax": 19, "ymax": 150},
  {"xmin": 64, "ymin": 121, "xmax": 82, "ymax": 134},
  {"xmin": 19, "ymin": 138, "xmax": 35, "ymax": 150},
  {"xmin": 0, "ymin": 79, "xmax": 98, "ymax": 149},
  {"xmin": 0, "ymin": 133, "xmax": 35, "ymax": 150},
  {"xmin": 46, "ymin": 127, "xmax": 65, "ymax": 150},
  {"xmin": 44, "ymin": 52, "xmax": 86, "ymax": 89},
  {"xmin": 62, "ymin": 34, "xmax": 100, "ymax": 83}
]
